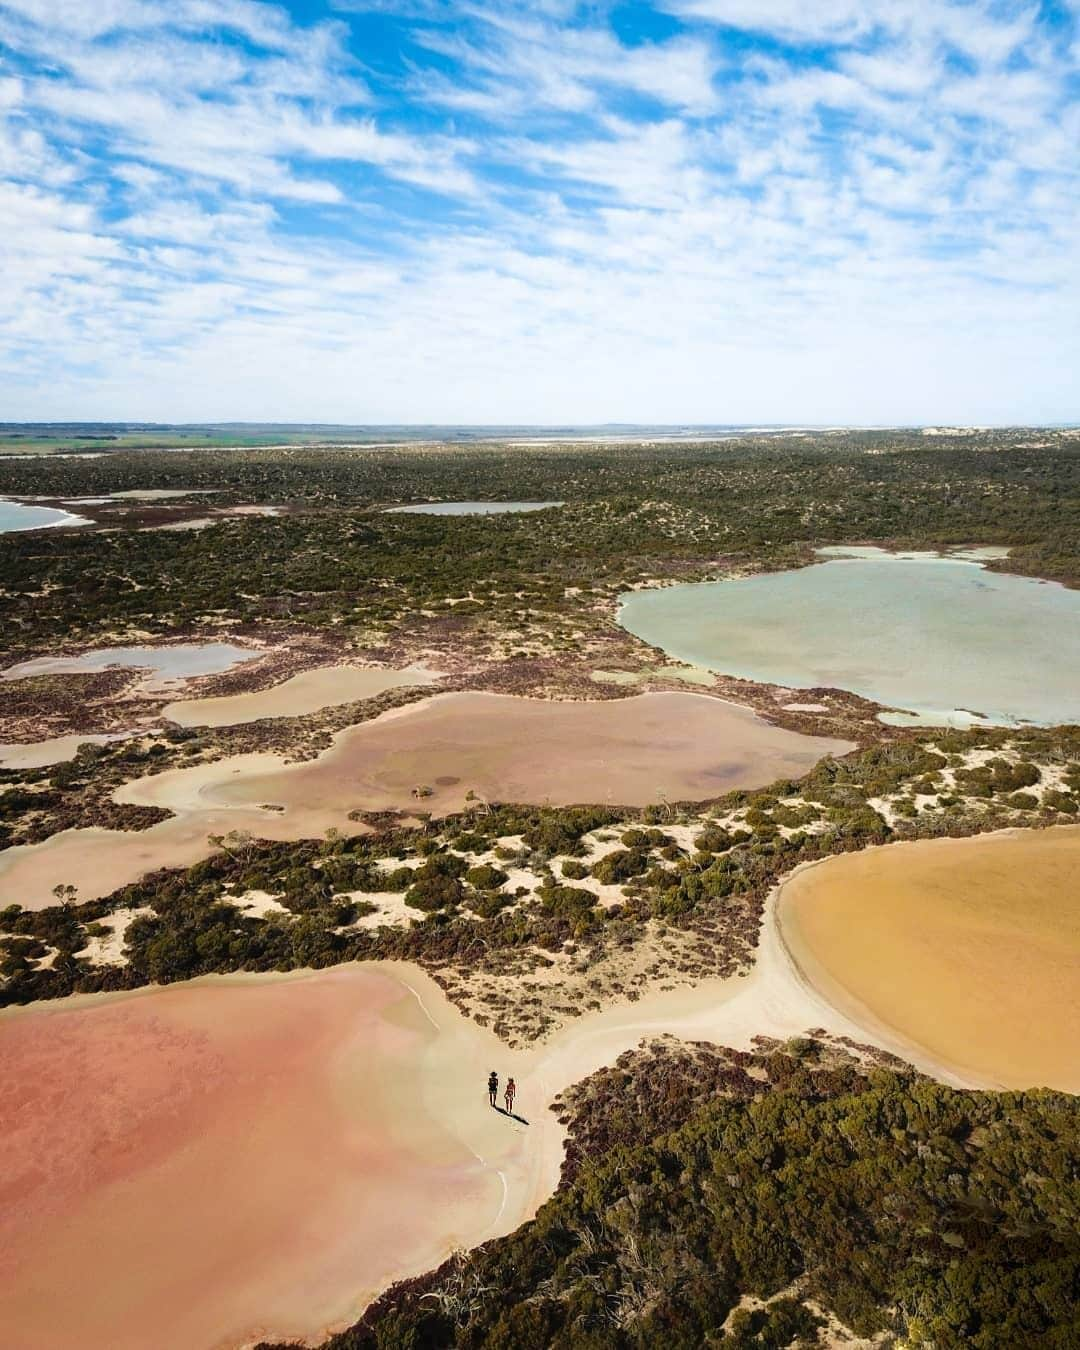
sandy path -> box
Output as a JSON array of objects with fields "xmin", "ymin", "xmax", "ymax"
[
  {"xmin": 161, "ymin": 665, "xmax": 439, "ymax": 728},
  {"xmin": 0, "ymin": 691, "xmax": 851, "ymax": 910}
]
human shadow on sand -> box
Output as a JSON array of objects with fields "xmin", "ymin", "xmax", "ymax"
[{"xmin": 494, "ymin": 1107, "xmax": 529, "ymax": 1125}]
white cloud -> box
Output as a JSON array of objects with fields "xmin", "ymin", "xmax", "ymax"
[
  {"xmin": 1, "ymin": 1, "xmax": 475, "ymax": 200},
  {"xmin": 661, "ymin": 0, "xmax": 882, "ymax": 42},
  {"xmin": 414, "ymin": 9, "xmax": 719, "ymax": 116},
  {"xmin": 0, "ymin": 0, "xmax": 1077, "ymax": 422}
]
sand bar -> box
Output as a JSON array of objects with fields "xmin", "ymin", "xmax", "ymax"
[
  {"xmin": 776, "ymin": 826, "xmax": 1080, "ymax": 1092},
  {"xmin": 161, "ymin": 663, "xmax": 439, "ymax": 727},
  {"xmin": 0, "ymin": 691, "xmax": 851, "ymax": 908}
]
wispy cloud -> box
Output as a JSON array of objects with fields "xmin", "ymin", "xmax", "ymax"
[{"xmin": 0, "ymin": 0, "xmax": 1077, "ymax": 422}]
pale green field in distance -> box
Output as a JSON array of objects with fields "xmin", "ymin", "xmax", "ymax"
[{"xmin": 0, "ymin": 426, "xmax": 407, "ymax": 455}]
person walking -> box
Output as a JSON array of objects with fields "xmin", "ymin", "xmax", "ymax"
[
  {"xmin": 488, "ymin": 1070, "xmax": 498, "ymax": 1108},
  {"xmin": 504, "ymin": 1077, "xmax": 516, "ymax": 1114}
]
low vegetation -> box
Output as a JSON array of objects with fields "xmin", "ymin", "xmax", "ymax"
[
  {"xmin": 3, "ymin": 725, "xmax": 1077, "ymax": 1044},
  {"xmin": 259, "ymin": 1037, "xmax": 1080, "ymax": 1349},
  {"xmin": 2, "ymin": 433, "xmax": 1078, "ymax": 658}
]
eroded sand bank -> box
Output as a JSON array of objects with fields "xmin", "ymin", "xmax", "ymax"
[
  {"xmin": 0, "ymin": 691, "xmax": 851, "ymax": 909},
  {"xmin": 161, "ymin": 664, "xmax": 439, "ymax": 727},
  {"xmin": 776, "ymin": 826, "xmax": 1080, "ymax": 1092}
]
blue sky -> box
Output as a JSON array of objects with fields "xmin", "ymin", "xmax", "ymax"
[{"xmin": 0, "ymin": 0, "xmax": 1077, "ymax": 423}]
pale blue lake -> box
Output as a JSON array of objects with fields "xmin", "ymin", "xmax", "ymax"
[
  {"xmin": 2, "ymin": 643, "xmax": 259, "ymax": 682},
  {"xmin": 618, "ymin": 554, "xmax": 1080, "ymax": 726},
  {"xmin": 0, "ymin": 500, "xmax": 89, "ymax": 533}
]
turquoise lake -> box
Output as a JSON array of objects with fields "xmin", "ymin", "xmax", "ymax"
[
  {"xmin": 618, "ymin": 554, "xmax": 1080, "ymax": 726},
  {"xmin": 2, "ymin": 643, "xmax": 259, "ymax": 682},
  {"xmin": 0, "ymin": 500, "xmax": 88, "ymax": 533}
]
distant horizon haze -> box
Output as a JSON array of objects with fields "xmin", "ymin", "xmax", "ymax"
[{"xmin": 2, "ymin": 421, "xmax": 1077, "ymax": 436}]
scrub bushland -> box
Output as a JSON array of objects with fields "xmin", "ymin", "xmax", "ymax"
[
  {"xmin": 2, "ymin": 726, "xmax": 1078, "ymax": 1016},
  {"xmin": 1, "ymin": 432, "xmax": 1078, "ymax": 653},
  {"xmin": 259, "ymin": 1037, "xmax": 1080, "ymax": 1350}
]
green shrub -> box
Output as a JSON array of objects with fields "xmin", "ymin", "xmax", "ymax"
[
  {"xmin": 538, "ymin": 883, "xmax": 598, "ymax": 921},
  {"xmin": 465, "ymin": 864, "xmax": 508, "ymax": 890},
  {"xmin": 592, "ymin": 849, "xmax": 649, "ymax": 884}
]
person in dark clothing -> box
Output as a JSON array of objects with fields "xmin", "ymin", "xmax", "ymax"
[{"xmin": 488, "ymin": 1071, "xmax": 498, "ymax": 1108}]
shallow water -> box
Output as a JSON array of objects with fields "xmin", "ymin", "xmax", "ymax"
[
  {"xmin": 386, "ymin": 500, "xmax": 563, "ymax": 515},
  {"xmin": 0, "ymin": 966, "xmax": 516, "ymax": 1350},
  {"xmin": 0, "ymin": 500, "xmax": 89, "ymax": 532},
  {"xmin": 619, "ymin": 555, "xmax": 1080, "ymax": 725},
  {"xmin": 778, "ymin": 827, "xmax": 1080, "ymax": 1091},
  {"xmin": 0, "ymin": 732, "xmax": 129, "ymax": 770},
  {"xmin": 0, "ymin": 691, "xmax": 852, "ymax": 909},
  {"xmin": 197, "ymin": 689, "xmax": 849, "ymax": 817},
  {"xmin": 2, "ymin": 642, "xmax": 259, "ymax": 683}
]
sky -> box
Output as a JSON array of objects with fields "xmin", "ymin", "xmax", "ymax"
[{"xmin": 0, "ymin": 0, "xmax": 1077, "ymax": 424}]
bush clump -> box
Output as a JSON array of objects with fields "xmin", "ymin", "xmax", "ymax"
[{"xmin": 592, "ymin": 849, "xmax": 649, "ymax": 885}]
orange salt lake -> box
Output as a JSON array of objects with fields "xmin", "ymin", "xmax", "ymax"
[{"xmin": 778, "ymin": 826, "xmax": 1080, "ymax": 1092}]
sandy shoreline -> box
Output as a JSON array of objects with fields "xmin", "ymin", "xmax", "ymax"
[
  {"xmin": 0, "ymin": 845, "xmax": 1035, "ymax": 1350},
  {"xmin": 0, "ymin": 689, "xmax": 851, "ymax": 909}
]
